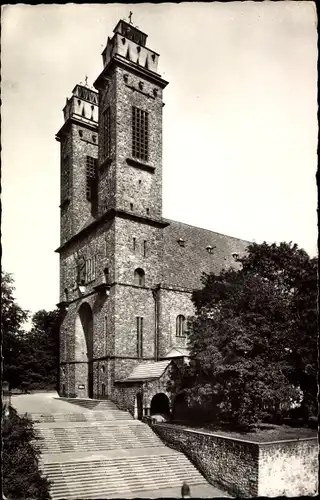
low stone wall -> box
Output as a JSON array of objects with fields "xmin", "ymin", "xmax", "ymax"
[
  {"xmin": 258, "ymin": 438, "xmax": 318, "ymax": 496},
  {"xmin": 113, "ymin": 383, "xmax": 140, "ymax": 414},
  {"xmin": 153, "ymin": 424, "xmax": 259, "ymax": 496},
  {"xmin": 153, "ymin": 424, "xmax": 318, "ymax": 497}
]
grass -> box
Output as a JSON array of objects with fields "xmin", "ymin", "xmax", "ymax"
[{"xmin": 169, "ymin": 421, "xmax": 317, "ymax": 442}]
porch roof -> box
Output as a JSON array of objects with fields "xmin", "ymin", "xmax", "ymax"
[
  {"xmin": 162, "ymin": 347, "xmax": 190, "ymax": 358},
  {"xmin": 118, "ymin": 360, "xmax": 171, "ymax": 383}
]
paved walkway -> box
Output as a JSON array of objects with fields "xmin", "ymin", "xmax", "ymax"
[
  {"xmin": 11, "ymin": 392, "xmax": 86, "ymax": 414},
  {"xmin": 111, "ymin": 483, "xmax": 230, "ymax": 498}
]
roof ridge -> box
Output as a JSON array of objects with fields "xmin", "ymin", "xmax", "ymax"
[{"xmin": 163, "ymin": 217, "xmax": 251, "ymax": 244}]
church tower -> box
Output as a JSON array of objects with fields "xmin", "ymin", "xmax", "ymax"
[
  {"xmin": 56, "ymin": 84, "xmax": 99, "ymax": 245},
  {"xmin": 94, "ymin": 19, "xmax": 168, "ymax": 219},
  {"xmin": 57, "ymin": 19, "xmax": 169, "ymax": 401}
]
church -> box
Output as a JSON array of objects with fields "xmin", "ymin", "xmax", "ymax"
[{"xmin": 56, "ymin": 19, "xmax": 249, "ymax": 418}]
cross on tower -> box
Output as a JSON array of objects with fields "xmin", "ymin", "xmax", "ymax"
[{"xmin": 128, "ymin": 11, "xmax": 133, "ymax": 24}]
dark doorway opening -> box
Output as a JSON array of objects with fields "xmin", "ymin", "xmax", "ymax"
[
  {"xmin": 88, "ymin": 361, "xmax": 94, "ymax": 399},
  {"xmin": 77, "ymin": 302, "xmax": 94, "ymax": 398},
  {"xmin": 136, "ymin": 393, "xmax": 143, "ymax": 420},
  {"xmin": 150, "ymin": 393, "xmax": 170, "ymax": 417}
]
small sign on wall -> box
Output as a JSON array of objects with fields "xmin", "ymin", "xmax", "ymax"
[{"xmin": 78, "ymin": 384, "xmax": 85, "ymax": 389}]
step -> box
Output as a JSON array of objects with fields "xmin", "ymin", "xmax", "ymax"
[
  {"xmin": 34, "ymin": 426, "xmax": 163, "ymax": 453},
  {"xmin": 45, "ymin": 469, "xmax": 206, "ymax": 500},
  {"xmin": 49, "ymin": 477, "xmax": 205, "ymax": 494},
  {"xmin": 30, "ymin": 412, "xmax": 133, "ymax": 423},
  {"xmin": 48, "ymin": 476, "xmax": 207, "ymax": 500}
]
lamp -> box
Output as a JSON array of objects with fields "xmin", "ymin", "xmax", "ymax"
[
  {"xmin": 78, "ymin": 282, "xmax": 87, "ymax": 294},
  {"xmin": 56, "ymin": 301, "xmax": 69, "ymax": 312}
]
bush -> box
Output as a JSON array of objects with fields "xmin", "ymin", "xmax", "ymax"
[{"xmin": 2, "ymin": 406, "xmax": 51, "ymax": 499}]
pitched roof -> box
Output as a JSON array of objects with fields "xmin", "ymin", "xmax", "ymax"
[
  {"xmin": 163, "ymin": 218, "xmax": 250, "ymax": 290},
  {"xmin": 163, "ymin": 347, "xmax": 190, "ymax": 358},
  {"xmin": 119, "ymin": 360, "xmax": 171, "ymax": 382}
]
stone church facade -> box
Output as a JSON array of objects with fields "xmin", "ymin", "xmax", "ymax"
[{"xmin": 56, "ymin": 20, "xmax": 249, "ymax": 417}]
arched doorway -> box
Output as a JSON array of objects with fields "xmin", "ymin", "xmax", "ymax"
[
  {"xmin": 75, "ymin": 303, "xmax": 93, "ymax": 398},
  {"xmin": 136, "ymin": 393, "xmax": 143, "ymax": 420},
  {"xmin": 150, "ymin": 393, "xmax": 170, "ymax": 417}
]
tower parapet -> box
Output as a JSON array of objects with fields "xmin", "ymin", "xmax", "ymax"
[
  {"xmin": 61, "ymin": 84, "xmax": 98, "ymax": 131},
  {"xmin": 102, "ymin": 20, "xmax": 160, "ymax": 74}
]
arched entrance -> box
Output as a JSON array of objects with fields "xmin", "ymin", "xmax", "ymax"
[
  {"xmin": 135, "ymin": 393, "xmax": 143, "ymax": 420},
  {"xmin": 75, "ymin": 303, "xmax": 93, "ymax": 398},
  {"xmin": 150, "ymin": 393, "xmax": 170, "ymax": 417}
]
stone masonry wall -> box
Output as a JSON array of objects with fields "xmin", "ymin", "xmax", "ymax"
[
  {"xmin": 115, "ymin": 66, "xmax": 164, "ymax": 219},
  {"xmin": 114, "ymin": 285, "xmax": 155, "ymax": 362},
  {"xmin": 153, "ymin": 424, "xmax": 259, "ymax": 497},
  {"xmin": 98, "ymin": 65, "xmax": 117, "ymax": 216},
  {"xmin": 59, "ymin": 284, "xmax": 115, "ymax": 398},
  {"xmin": 158, "ymin": 288, "xmax": 194, "ymax": 357},
  {"xmin": 258, "ymin": 438, "xmax": 318, "ymax": 497},
  {"xmin": 59, "ymin": 219, "xmax": 115, "ymax": 302},
  {"xmin": 60, "ymin": 132, "xmax": 73, "ymax": 245},
  {"xmin": 113, "ymin": 383, "xmax": 141, "ymax": 414},
  {"xmin": 71, "ymin": 123, "xmax": 98, "ymax": 236},
  {"xmin": 153, "ymin": 425, "xmax": 318, "ymax": 498},
  {"xmin": 114, "ymin": 217, "xmax": 163, "ymax": 286}
]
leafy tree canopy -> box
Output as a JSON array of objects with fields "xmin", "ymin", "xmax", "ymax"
[
  {"xmin": 2, "ymin": 270, "xmax": 60, "ymax": 391},
  {"xmin": 2, "ymin": 271, "xmax": 29, "ymax": 388},
  {"xmin": 170, "ymin": 242, "xmax": 318, "ymax": 428}
]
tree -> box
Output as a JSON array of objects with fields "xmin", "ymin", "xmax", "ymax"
[
  {"xmin": 1, "ymin": 271, "xmax": 29, "ymax": 388},
  {"xmin": 2, "ymin": 270, "xmax": 60, "ymax": 391},
  {"xmin": 170, "ymin": 242, "xmax": 318, "ymax": 428},
  {"xmin": 23, "ymin": 309, "xmax": 60, "ymax": 390},
  {"xmin": 2, "ymin": 406, "xmax": 51, "ymax": 499}
]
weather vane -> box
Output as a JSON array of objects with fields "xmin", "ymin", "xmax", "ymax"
[{"xmin": 128, "ymin": 11, "xmax": 133, "ymax": 24}]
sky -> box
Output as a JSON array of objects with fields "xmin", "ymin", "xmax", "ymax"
[{"xmin": 1, "ymin": 2, "xmax": 318, "ymax": 321}]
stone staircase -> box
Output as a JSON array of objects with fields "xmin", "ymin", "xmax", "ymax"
[
  {"xmin": 34, "ymin": 421, "xmax": 165, "ymax": 454},
  {"xmin": 42, "ymin": 453, "xmax": 207, "ymax": 499},
  {"xmin": 29, "ymin": 397, "xmax": 209, "ymax": 499}
]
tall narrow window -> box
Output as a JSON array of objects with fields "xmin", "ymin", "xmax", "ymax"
[
  {"xmin": 176, "ymin": 315, "xmax": 186, "ymax": 337},
  {"xmin": 143, "ymin": 240, "xmax": 147, "ymax": 257},
  {"xmin": 86, "ymin": 156, "xmax": 97, "ymax": 200},
  {"xmin": 134, "ymin": 268, "xmax": 145, "ymax": 286},
  {"xmin": 133, "ymin": 237, "xmax": 136, "ymax": 253},
  {"xmin": 92, "ymin": 255, "xmax": 96, "ymax": 280},
  {"xmin": 61, "ymin": 155, "xmax": 70, "ymax": 201},
  {"xmin": 137, "ymin": 316, "xmax": 143, "ymax": 358},
  {"xmin": 103, "ymin": 107, "xmax": 111, "ymax": 159},
  {"xmin": 104, "ymin": 267, "xmax": 109, "ymax": 284},
  {"xmin": 132, "ymin": 106, "xmax": 149, "ymax": 161},
  {"xmin": 85, "ymin": 256, "xmax": 97, "ymax": 283}
]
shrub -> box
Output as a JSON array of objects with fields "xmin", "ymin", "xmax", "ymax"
[{"xmin": 2, "ymin": 406, "xmax": 51, "ymax": 499}]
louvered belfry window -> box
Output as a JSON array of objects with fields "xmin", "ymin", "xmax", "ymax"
[
  {"xmin": 61, "ymin": 155, "xmax": 70, "ymax": 201},
  {"xmin": 86, "ymin": 156, "xmax": 97, "ymax": 200},
  {"xmin": 132, "ymin": 106, "xmax": 149, "ymax": 161}
]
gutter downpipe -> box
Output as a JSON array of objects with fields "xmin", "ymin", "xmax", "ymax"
[{"xmin": 152, "ymin": 284, "xmax": 161, "ymax": 361}]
